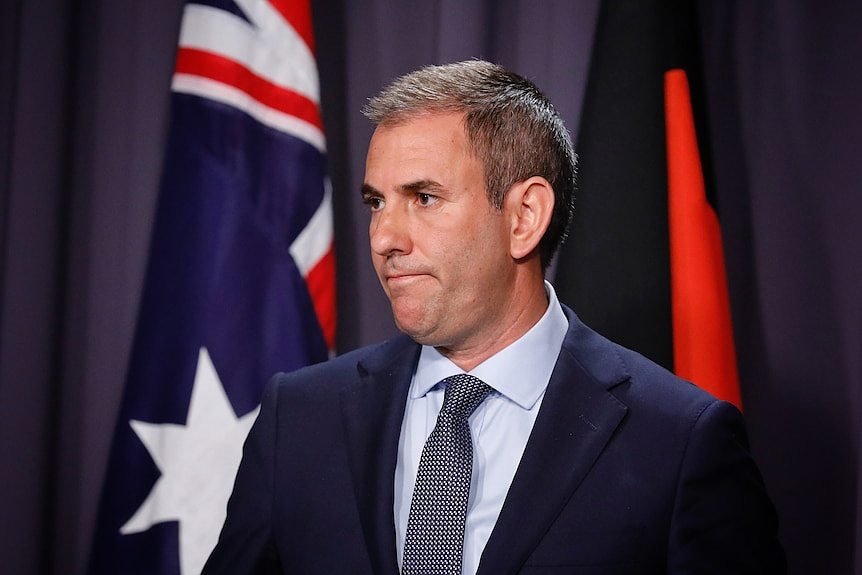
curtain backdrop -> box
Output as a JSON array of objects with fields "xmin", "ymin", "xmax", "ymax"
[{"xmin": 1, "ymin": 1, "xmax": 859, "ymax": 574}]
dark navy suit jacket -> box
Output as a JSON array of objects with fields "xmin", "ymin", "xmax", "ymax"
[{"xmin": 203, "ymin": 308, "xmax": 784, "ymax": 574}]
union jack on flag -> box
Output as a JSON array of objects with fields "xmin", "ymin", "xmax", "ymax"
[{"xmin": 88, "ymin": 1, "xmax": 334, "ymax": 573}]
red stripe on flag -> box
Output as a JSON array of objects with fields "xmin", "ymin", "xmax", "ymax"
[
  {"xmin": 664, "ymin": 69, "xmax": 742, "ymax": 409},
  {"xmin": 175, "ymin": 47, "xmax": 323, "ymax": 131},
  {"xmin": 305, "ymin": 246, "xmax": 336, "ymax": 351},
  {"xmin": 269, "ymin": 0, "xmax": 315, "ymax": 54}
]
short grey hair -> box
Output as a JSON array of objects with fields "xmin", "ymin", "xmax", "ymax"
[{"xmin": 363, "ymin": 60, "xmax": 577, "ymax": 270}]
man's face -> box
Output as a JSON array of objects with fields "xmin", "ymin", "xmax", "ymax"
[{"xmin": 362, "ymin": 112, "xmax": 515, "ymax": 350}]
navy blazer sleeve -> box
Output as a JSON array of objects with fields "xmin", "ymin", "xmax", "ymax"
[
  {"xmin": 667, "ymin": 400, "xmax": 785, "ymax": 574},
  {"xmin": 202, "ymin": 377, "xmax": 282, "ymax": 575}
]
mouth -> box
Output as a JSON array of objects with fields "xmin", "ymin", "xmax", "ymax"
[
  {"xmin": 384, "ymin": 272, "xmax": 432, "ymax": 289},
  {"xmin": 386, "ymin": 273, "xmax": 427, "ymax": 282}
]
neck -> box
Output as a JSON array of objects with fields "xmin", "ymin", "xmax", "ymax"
[{"xmin": 436, "ymin": 275, "xmax": 549, "ymax": 372}]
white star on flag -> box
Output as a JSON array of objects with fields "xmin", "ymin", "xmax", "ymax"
[{"xmin": 120, "ymin": 346, "xmax": 260, "ymax": 575}]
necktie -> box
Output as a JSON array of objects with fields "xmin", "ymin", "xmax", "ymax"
[{"xmin": 402, "ymin": 374, "xmax": 493, "ymax": 575}]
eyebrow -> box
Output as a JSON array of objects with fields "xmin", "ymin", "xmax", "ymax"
[
  {"xmin": 403, "ymin": 179, "xmax": 445, "ymax": 195},
  {"xmin": 360, "ymin": 183, "xmax": 379, "ymax": 198},
  {"xmin": 360, "ymin": 179, "xmax": 445, "ymax": 197}
]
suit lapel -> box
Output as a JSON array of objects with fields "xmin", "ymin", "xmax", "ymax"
[
  {"xmin": 477, "ymin": 312, "xmax": 630, "ymax": 575},
  {"xmin": 340, "ymin": 336, "xmax": 419, "ymax": 575}
]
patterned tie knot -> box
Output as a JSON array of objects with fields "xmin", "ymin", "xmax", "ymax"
[{"xmin": 439, "ymin": 374, "xmax": 493, "ymax": 420}]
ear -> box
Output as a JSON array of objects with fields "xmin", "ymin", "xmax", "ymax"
[{"xmin": 504, "ymin": 176, "xmax": 555, "ymax": 261}]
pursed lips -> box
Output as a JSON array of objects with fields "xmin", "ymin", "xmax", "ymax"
[
  {"xmin": 384, "ymin": 271, "xmax": 432, "ymax": 290},
  {"xmin": 386, "ymin": 273, "xmax": 427, "ymax": 282}
]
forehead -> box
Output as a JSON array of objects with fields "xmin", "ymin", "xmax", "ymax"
[{"xmin": 365, "ymin": 112, "xmax": 474, "ymax": 176}]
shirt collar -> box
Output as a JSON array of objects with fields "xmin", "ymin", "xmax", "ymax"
[{"xmin": 412, "ymin": 281, "xmax": 569, "ymax": 410}]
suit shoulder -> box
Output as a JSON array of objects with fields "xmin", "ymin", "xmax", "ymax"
[
  {"xmin": 617, "ymin": 343, "xmax": 717, "ymax": 410},
  {"xmin": 561, "ymin": 310, "xmax": 722, "ymax": 423},
  {"xmin": 267, "ymin": 335, "xmax": 416, "ymax": 399},
  {"xmin": 617, "ymin": 344, "xmax": 731, "ymax": 438}
]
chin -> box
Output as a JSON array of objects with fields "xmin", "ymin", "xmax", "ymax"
[
  {"xmin": 394, "ymin": 317, "xmax": 431, "ymax": 343},
  {"xmin": 392, "ymin": 312, "xmax": 438, "ymax": 345}
]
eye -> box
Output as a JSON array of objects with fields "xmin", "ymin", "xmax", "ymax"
[
  {"xmin": 417, "ymin": 192, "xmax": 437, "ymax": 206},
  {"xmin": 363, "ymin": 195, "xmax": 384, "ymax": 211}
]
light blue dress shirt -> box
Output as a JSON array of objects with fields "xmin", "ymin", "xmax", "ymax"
[{"xmin": 394, "ymin": 282, "xmax": 569, "ymax": 575}]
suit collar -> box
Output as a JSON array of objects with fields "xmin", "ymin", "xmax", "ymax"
[
  {"xmin": 477, "ymin": 308, "xmax": 630, "ymax": 574},
  {"xmin": 556, "ymin": 304, "xmax": 632, "ymax": 390},
  {"xmin": 340, "ymin": 335, "xmax": 418, "ymax": 575}
]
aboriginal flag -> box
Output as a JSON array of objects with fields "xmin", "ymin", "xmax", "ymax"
[
  {"xmin": 555, "ymin": 0, "xmax": 741, "ymax": 407},
  {"xmin": 87, "ymin": 1, "xmax": 335, "ymax": 574}
]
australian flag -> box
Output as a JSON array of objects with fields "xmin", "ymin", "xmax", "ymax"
[{"xmin": 88, "ymin": 1, "xmax": 335, "ymax": 573}]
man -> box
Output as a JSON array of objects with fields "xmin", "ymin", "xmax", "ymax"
[{"xmin": 204, "ymin": 60, "xmax": 784, "ymax": 574}]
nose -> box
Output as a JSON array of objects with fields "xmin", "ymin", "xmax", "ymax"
[{"xmin": 369, "ymin": 204, "xmax": 412, "ymax": 257}]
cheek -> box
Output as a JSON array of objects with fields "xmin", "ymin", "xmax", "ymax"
[
  {"xmin": 417, "ymin": 206, "xmax": 507, "ymax": 283},
  {"xmin": 438, "ymin": 223, "xmax": 506, "ymax": 302},
  {"xmin": 466, "ymin": 219, "xmax": 509, "ymax": 271}
]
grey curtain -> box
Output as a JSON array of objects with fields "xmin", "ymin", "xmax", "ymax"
[
  {"xmin": 699, "ymin": 3, "xmax": 862, "ymax": 573},
  {"xmin": 1, "ymin": 1, "xmax": 184, "ymax": 572},
  {"xmin": 0, "ymin": 1, "xmax": 859, "ymax": 573}
]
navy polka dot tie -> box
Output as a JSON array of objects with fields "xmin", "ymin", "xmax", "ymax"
[{"xmin": 402, "ymin": 374, "xmax": 493, "ymax": 575}]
